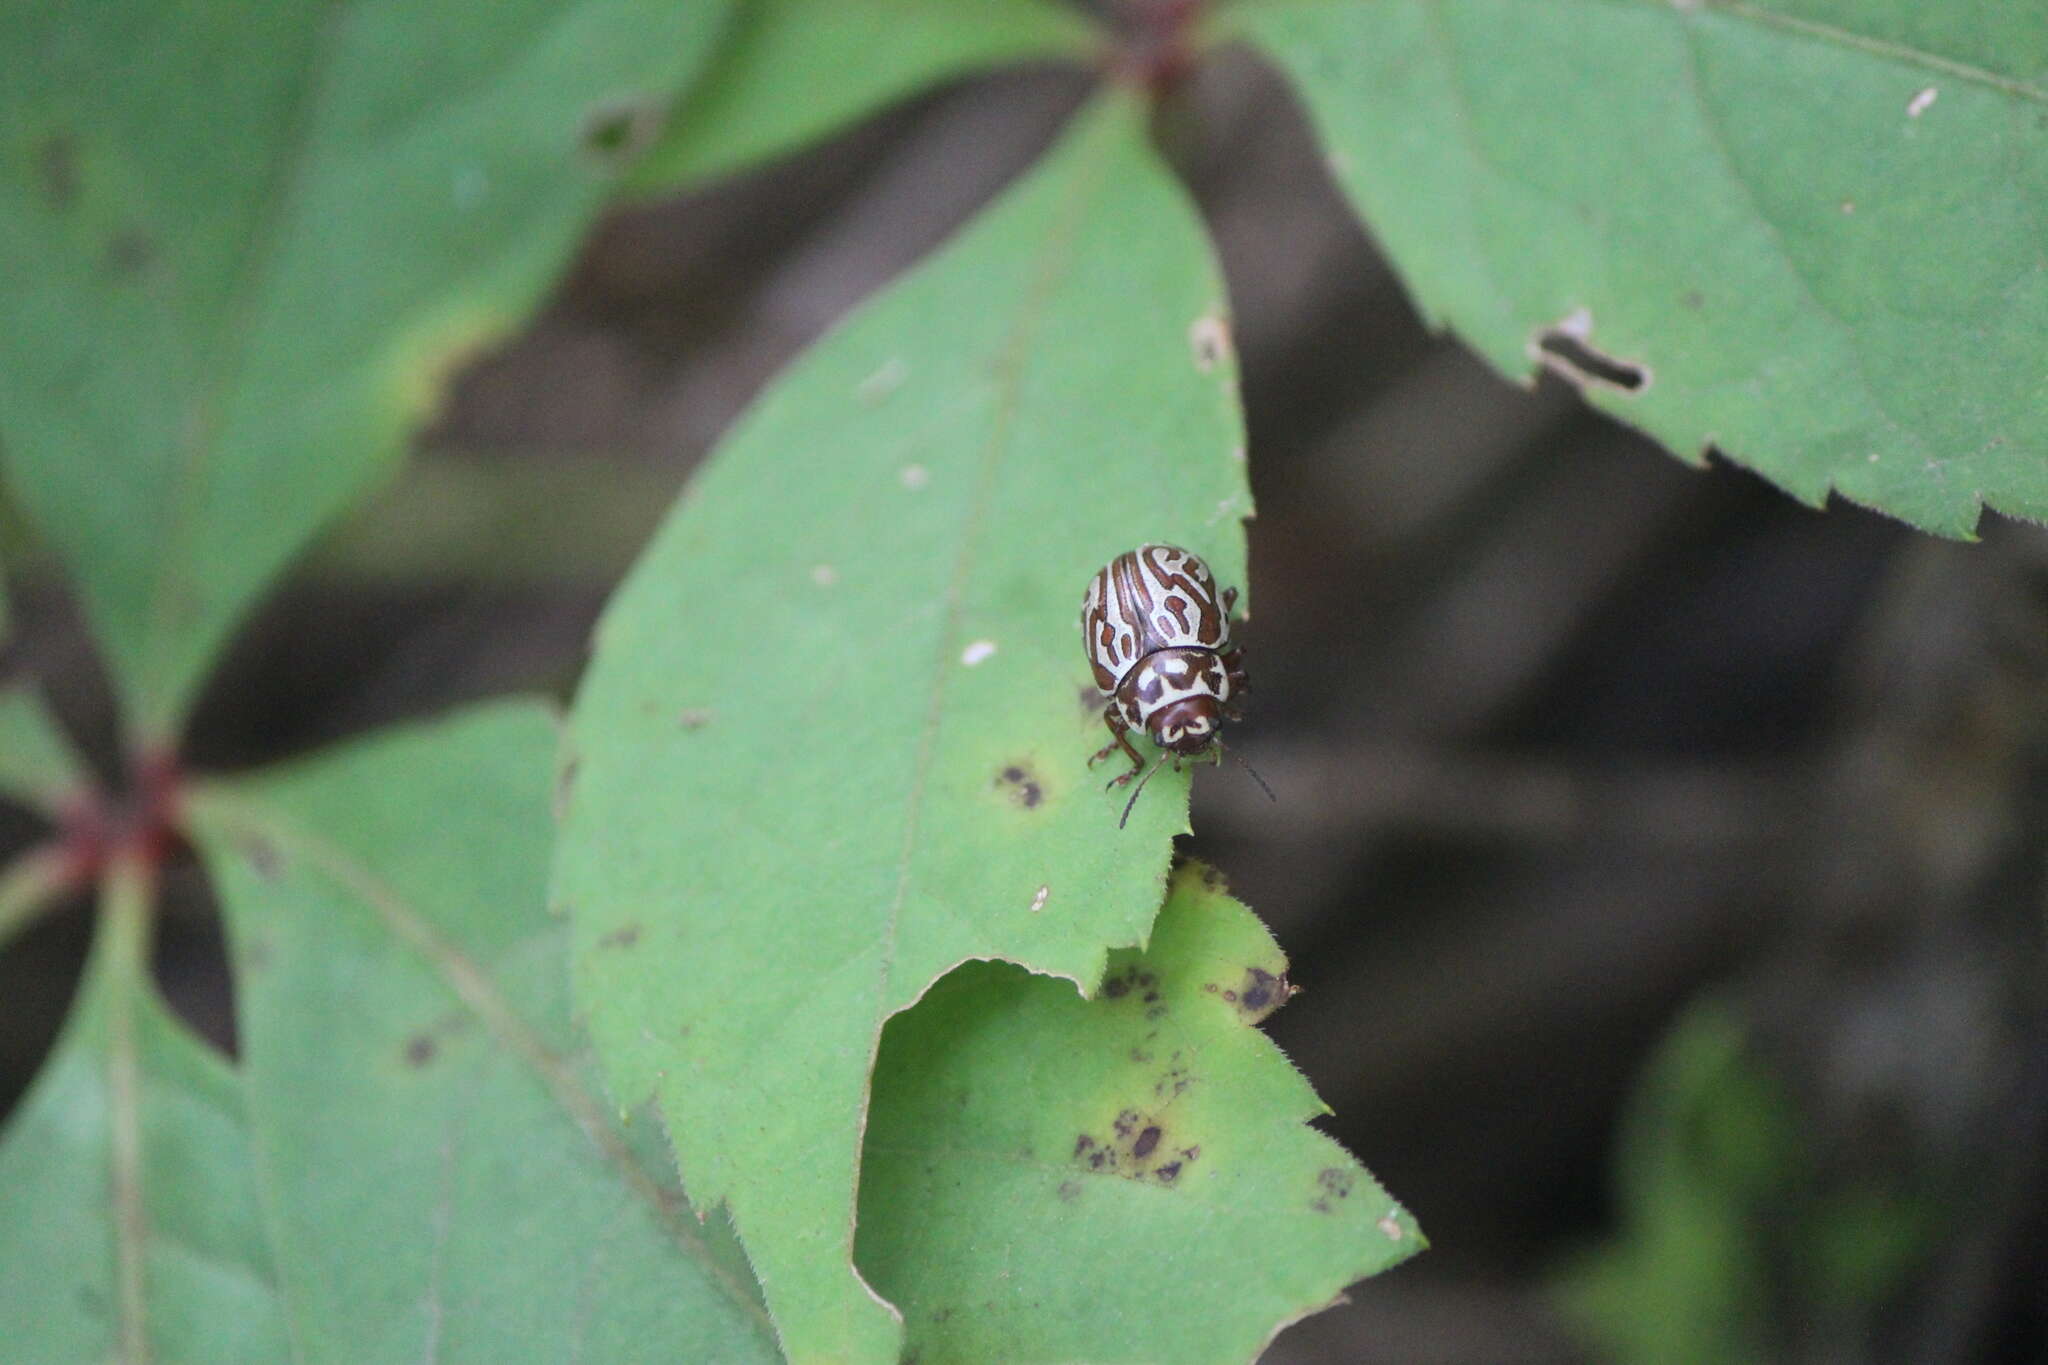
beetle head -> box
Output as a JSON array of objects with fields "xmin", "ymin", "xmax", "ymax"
[{"xmin": 1148, "ymin": 696, "xmax": 1222, "ymax": 755}]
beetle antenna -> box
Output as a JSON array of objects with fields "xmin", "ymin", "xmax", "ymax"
[
  {"xmin": 1118, "ymin": 752, "xmax": 1171, "ymax": 829},
  {"xmin": 1230, "ymin": 748, "xmax": 1276, "ymax": 803}
]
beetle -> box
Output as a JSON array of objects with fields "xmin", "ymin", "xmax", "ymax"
[{"xmin": 1081, "ymin": 543, "xmax": 1262, "ymax": 824}]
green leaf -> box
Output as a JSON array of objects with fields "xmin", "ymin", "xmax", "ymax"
[
  {"xmin": 0, "ymin": 0, "xmax": 731, "ymax": 741},
  {"xmin": 630, "ymin": 0, "xmax": 1097, "ymax": 193},
  {"xmin": 858, "ymin": 861, "xmax": 1422, "ymax": 1363},
  {"xmin": 1229, "ymin": 0, "xmax": 2048, "ymax": 537},
  {"xmin": 0, "ymin": 863, "xmax": 291, "ymax": 1365},
  {"xmin": 185, "ymin": 702, "xmax": 781, "ymax": 1364},
  {"xmin": 556, "ymin": 90, "xmax": 1250, "ymax": 1362},
  {"xmin": 0, "ymin": 680, "xmax": 89, "ymax": 818},
  {"xmin": 1558, "ymin": 1000, "xmax": 1939, "ymax": 1365}
]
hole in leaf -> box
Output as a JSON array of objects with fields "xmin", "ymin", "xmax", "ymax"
[{"xmin": 1535, "ymin": 327, "xmax": 1647, "ymax": 393}]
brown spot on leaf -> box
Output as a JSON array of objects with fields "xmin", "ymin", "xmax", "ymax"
[
  {"xmin": 677, "ymin": 708, "xmax": 714, "ymax": 730},
  {"xmin": 1235, "ymin": 966, "xmax": 1295, "ymax": 1023},
  {"xmin": 1057, "ymin": 1180, "xmax": 1081, "ymax": 1203},
  {"xmin": 105, "ymin": 230, "xmax": 154, "ymax": 279},
  {"xmin": 1155, "ymin": 1161, "xmax": 1182, "ymax": 1184},
  {"xmin": 598, "ymin": 923, "xmax": 642, "ymax": 950},
  {"xmin": 404, "ymin": 1035, "xmax": 437, "ymax": 1067},
  {"xmin": 239, "ymin": 835, "xmax": 283, "ymax": 883},
  {"xmin": 993, "ymin": 763, "xmax": 1043, "ymax": 809},
  {"xmin": 36, "ymin": 134, "xmax": 78, "ymax": 209},
  {"xmin": 1133, "ymin": 1126, "xmax": 1161, "ymax": 1159},
  {"xmin": 581, "ymin": 99, "xmax": 660, "ymax": 165}
]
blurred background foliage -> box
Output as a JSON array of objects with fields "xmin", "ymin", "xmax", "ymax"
[{"xmin": 2, "ymin": 37, "xmax": 2044, "ymax": 1365}]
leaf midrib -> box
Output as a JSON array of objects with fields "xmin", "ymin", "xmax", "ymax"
[
  {"xmin": 872, "ymin": 102, "xmax": 1131, "ymax": 1027},
  {"xmin": 142, "ymin": 4, "xmax": 349, "ymax": 739}
]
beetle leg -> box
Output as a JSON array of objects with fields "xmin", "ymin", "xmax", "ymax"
[
  {"xmin": 1088, "ymin": 709, "xmax": 1147, "ymax": 787},
  {"xmin": 1222, "ymin": 585, "xmax": 1239, "ymax": 618}
]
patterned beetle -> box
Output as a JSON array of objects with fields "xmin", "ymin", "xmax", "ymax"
[{"xmin": 1081, "ymin": 544, "xmax": 1254, "ymax": 822}]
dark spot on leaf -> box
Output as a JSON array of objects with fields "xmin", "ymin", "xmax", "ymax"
[
  {"xmin": 1102, "ymin": 972, "xmax": 1131, "ymax": 999},
  {"xmin": 1074, "ymin": 1134, "xmax": 1096, "ymax": 1158},
  {"xmin": 1221, "ymin": 989, "xmax": 1237, "ymax": 1003},
  {"xmin": 599, "ymin": 923, "xmax": 641, "ymax": 950},
  {"xmin": 1180, "ymin": 1146, "xmax": 1200, "ymax": 1162},
  {"xmin": 993, "ymin": 763, "xmax": 1043, "ymax": 809},
  {"xmin": 1683, "ymin": 289, "xmax": 1705, "ymax": 310},
  {"xmin": 1113, "ymin": 1109, "xmax": 1139, "ymax": 1139},
  {"xmin": 1145, "ymin": 1004, "xmax": 1166, "ymax": 1020},
  {"xmin": 36, "ymin": 134, "xmax": 77, "ymax": 209},
  {"xmin": 931, "ymin": 1308, "xmax": 952, "ymax": 1324},
  {"xmin": 1141, "ymin": 990, "xmax": 1158, "ymax": 1003},
  {"xmin": 105, "ymin": 230, "xmax": 154, "ymax": 279},
  {"xmin": 1240, "ymin": 971, "xmax": 1276, "ymax": 1014},
  {"xmin": 1155, "ymin": 1161, "xmax": 1182, "ymax": 1184},
  {"xmin": 404, "ymin": 1035, "xmax": 436, "ymax": 1067},
  {"xmin": 677, "ymin": 708, "xmax": 714, "ymax": 730},
  {"xmin": 581, "ymin": 99, "xmax": 660, "ymax": 165},
  {"xmin": 1130, "ymin": 1047, "xmax": 1151, "ymax": 1063},
  {"xmin": 1535, "ymin": 326, "xmax": 1647, "ymax": 393},
  {"xmin": 1200, "ymin": 865, "xmax": 1225, "ymax": 890},
  {"xmin": 1058, "ymin": 1180, "xmax": 1081, "ymax": 1202},
  {"xmin": 239, "ymin": 835, "xmax": 283, "ymax": 882},
  {"xmin": 1235, "ymin": 966, "xmax": 1295, "ymax": 1023},
  {"xmin": 1133, "ymin": 1126, "xmax": 1161, "ymax": 1158},
  {"xmin": 1318, "ymin": 1168, "xmax": 1355, "ymax": 1200},
  {"xmin": 1312, "ymin": 1198, "xmax": 1332, "ymax": 1214}
]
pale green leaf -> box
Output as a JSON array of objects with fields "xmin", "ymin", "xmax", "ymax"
[
  {"xmin": 0, "ymin": 866, "xmax": 290, "ymax": 1365},
  {"xmin": 556, "ymin": 90, "xmax": 1251, "ymax": 1363},
  {"xmin": 1229, "ymin": 0, "xmax": 2048, "ymax": 536},
  {"xmin": 859, "ymin": 861, "xmax": 1422, "ymax": 1363},
  {"xmin": 0, "ymin": 0, "xmax": 731, "ymax": 741},
  {"xmin": 0, "ymin": 681, "xmax": 89, "ymax": 818},
  {"xmin": 185, "ymin": 702, "xmax": 780, "ymax": 1364},
  {"xmin": 631, "ymin": 0, "xmax": 1097, "ymax": 193}
]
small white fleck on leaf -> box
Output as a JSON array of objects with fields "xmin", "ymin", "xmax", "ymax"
[
  {"xmin": 1188, "ymin": 314, "xmax": 1232, "ymax": 373},
  {"xmin": 960, "ymin": 640, "xmax": 997, "ymax": 667},
  {"xmin": 812, "ymin": 564, "xmax": 837, "ymax": 587},
  {"xmin": 1906, "ymin": 86, "xmax": 1937, "ymax": 118},
  {"xmin": 899, "ymin": 464, "xmax": 929, "ymax": 491},
  {"xmin": 1029, "ymin": 885, "xmax": 1049, "ymax": 913},
  {"xmin": 858, "ymin": 357, "xmax": 909, "ymax": 405}
]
